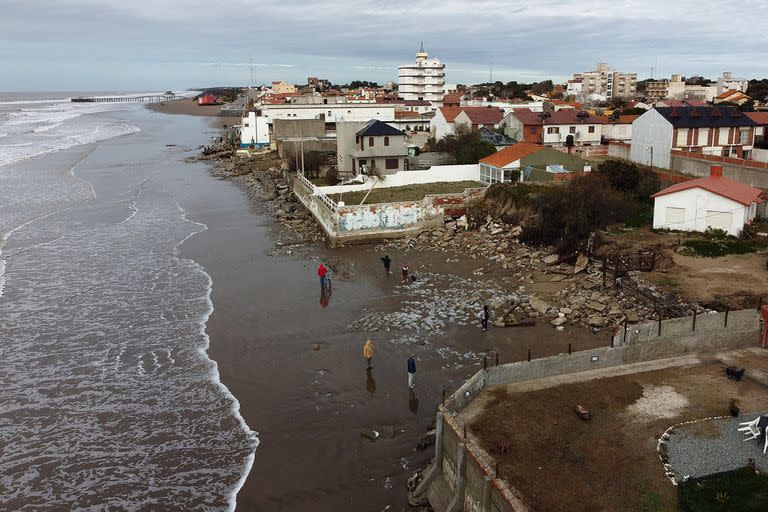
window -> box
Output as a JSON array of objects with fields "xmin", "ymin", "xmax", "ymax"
[
  {"xmin": 529, "ymin": 127, "xmax": 537, "ymax": 134},
  {"xmin": 369, "ymin": 137, "xmax": 374, "ymax": 147},
  {"xmin": 569, "ymin": 126, "xmax": 576, "ymax": 134},
  {"xmin": 370, "ymin": 159, "xmax": 376, "ymax": 169},
  {"xmin": 385, "ymin": 158, "xmax": 398, "ymax": 169},
  {"xmin": 547, "ymin": 127, "xmax": 559, "ymax": 134},
  {"xmin": 740, "ymin": 129, "xmax": 750, "ymax": 144},
  {"xmin": 355, "ymin": 135, "xmax": 359, "ymax": 143},
  {"xmin": 588, "ymin": 126, "xmax": 595, "ymax": 133},
  {"xmin": 384, "ymin": 136, "xmax": 390, "ymax": 146}
]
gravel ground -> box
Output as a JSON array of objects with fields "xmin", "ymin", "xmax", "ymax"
[{"xmin": 666, "ymin": 414, "xmax": 768, "ymax": 481}]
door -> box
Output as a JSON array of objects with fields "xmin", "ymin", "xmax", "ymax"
[
  {"xmin": 665, "ymin": 207, "xmax": 685, "ymax": 227},
  {"xmin": 705, "ymin": 210, "xmax": 733, "ymax": 231}
]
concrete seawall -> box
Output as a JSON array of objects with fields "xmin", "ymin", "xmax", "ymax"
[
  {"xmin": 418, "ymin": 309, "xmax": 762, "ymax": 512},
  {"xmin": 293, "ymin": 175, "xmax": 479, "ymax": 245}
]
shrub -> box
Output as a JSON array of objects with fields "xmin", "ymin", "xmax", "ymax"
[{"xmin": 704, "ymin": 227, "xmax": 729, "ymax": 240}]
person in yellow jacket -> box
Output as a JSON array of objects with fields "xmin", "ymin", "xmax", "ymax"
[{"xmin": 363, "ymin": 339, "xmax": 374, "ymax": 370}]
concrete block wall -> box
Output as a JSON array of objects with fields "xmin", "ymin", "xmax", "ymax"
[
  {"xmin": 425, "ymin": 309, "xmax": 761, "ymax": 512},
  {"xmin": 613, "ymin": 309, "xmax": 758, "ymax": 347},
  {"xmin": 670, "ymin": 153, "xmax": 768, "ymax": 189}
]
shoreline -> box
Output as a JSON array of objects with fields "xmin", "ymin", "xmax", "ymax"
[{"xmin": 180, "ymin": 124, "xmax": 623, "ymax": 510}]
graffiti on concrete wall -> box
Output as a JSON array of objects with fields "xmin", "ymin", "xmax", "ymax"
[{"xmin": 338, "ymin": 202, "xmax": 438, "ymax": 232}]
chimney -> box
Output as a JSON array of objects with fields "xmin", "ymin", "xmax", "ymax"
[{"xmin": 710, "ymin": 165, "xmax": 723, "ymax": 177}]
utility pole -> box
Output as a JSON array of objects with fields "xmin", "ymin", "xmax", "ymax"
[{"xmin": 300, "ymin": 130, "xmax": 305, "ymax": 175}]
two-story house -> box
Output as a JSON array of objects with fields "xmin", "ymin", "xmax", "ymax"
[
  {"xmin": 630, "ymin": 107, "xmax": 757, "ymax": 168},
  {"xmin": 336, "ymin": 119, "xmax": 408, "ymax": 178},
  {"xmin": 503, "ymin": 109, "xmax": 603, "ymax": 146},
  {"xmin": 429, "ymin": 106, "xmax": 504, "ymax": 140}
]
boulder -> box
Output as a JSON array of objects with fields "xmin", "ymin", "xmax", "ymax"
[
  {"xmin": 626, "ymin": 311, "xmax": 640, "ymax": 323},
  {"xmin": 529, "ymin": 297, "xmax": 549, "ymax": 314},
  {"xmin": 543, "ymin": 254, "xmax": 559, "ymax": 265},
  {"xmin": 551, "ymin": 316, "xmax": 567, "ymax": 327},
  {"xmin": 574, "ymin": 254, "xmax": 589, "ymax": 274},
  {"xmin": 456, "ymin": 215, "xmax": 469, "ymax": 229},
  {"xmin": 510, "ymin": 225, "xmax": 523, "ymax": 237},
  {"xmin": 443, "ymin": 226, "xmax": 455, "ymax": 241},
  {"xmin": 559, "ymin": 307, "xmax": 573, "ymax": 315},
  {"xmin": 587, "ymin": 301, "xmax": 606, "ymax": 312},
  {"xmin": 588, "ymin": 315, "xmax": 607, "ymax": 327},
  {"xmin": 360, "ymin": 429, "xmax": 380, "ymax": 440}
]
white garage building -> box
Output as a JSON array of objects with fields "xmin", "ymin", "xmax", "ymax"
[{"xmin": 651, "ymin": 167, "xmax": 764, "ymax": 236}]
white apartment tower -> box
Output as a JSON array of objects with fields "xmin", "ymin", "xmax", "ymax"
[{"xmin": 398, "ymin": 44, "xmax": 446, "ymax": 108}]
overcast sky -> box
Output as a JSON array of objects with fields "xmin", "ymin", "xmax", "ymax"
[{"xmin": 3, "ymin": 0, "xmax": 768, "ymax": 91}]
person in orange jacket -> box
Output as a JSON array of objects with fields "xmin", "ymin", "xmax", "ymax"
[{"xmin": 363, "ymin": 339, "xmax": 374, "ymax": 370}]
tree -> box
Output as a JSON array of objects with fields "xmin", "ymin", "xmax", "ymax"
[
  {"xmin": 425, "ymin": 125, "xmax": 496, "ymax": 163},
  {"xmin": 530, "ymin": 80, "xmax": 554, "ymax": 96},
  {"xmin": 746, "ymin": 79, "xmax": 768, "ymax": 102}
]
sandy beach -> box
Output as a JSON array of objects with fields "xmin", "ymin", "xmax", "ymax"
[
  {"xmin": 147, "ymin": 98, "xmax": 225, "ymax": 117},
  {"xmin": 164, "ymin": 112, "xmax": 609, "ymax": 511}
]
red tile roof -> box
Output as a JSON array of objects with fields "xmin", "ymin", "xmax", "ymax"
[
  {"xmin": 438, "ymin": 106, "xmax": 464, "ymax": 122},
  {"xmin": 509, "ymin": 109, "xmax": 603, "ymax": 125},
  {"xmin": 479, "ymin": 142, "xmax": 545, "ymax": 167},
  {"xmin": 395, "ymin": 111, "xmax": 421, "ymax": 119},
  {"xmin": 443, "ymin": 92, "xmax": 463, "ymax": 105},
  {"xmin": 599, "ymin": 114, "xmax": 640, "ymax": 124},
  {"xmin": 652, "ymin": 175, "xmax": 764, "ymax": 206},
  {"xmin": 438, "ymin": 106, "xmax": 503, "ymax": 124},
  {"xmin": 746, "ymin": 112, "xmax": 768, "ymax": 125},
  {"xmin": 460, "ymin": 106, "xmax": 504, "ymax": 125}
]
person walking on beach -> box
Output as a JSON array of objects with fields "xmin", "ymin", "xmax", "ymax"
[
  {"xmin": 381, "ymin": 255, "xmax": 392, "ymax": 275},
  {"xmin": 481, "ymin": 305, "xmax": 490, "ymax": 331},
  {"xmin": 407, "ymin": 354, "xmax": 416, "ymax": 389},
  {"xmin": 317, "ymin": 263, "xmax": 328, "ymax": 289},
  {"xmin": 363, "ymin": 339, "xmax": 374, "ymax": 370},
  {"xmin": 401, "ymin": 263, "xmax": 409, "ymax": 283}
]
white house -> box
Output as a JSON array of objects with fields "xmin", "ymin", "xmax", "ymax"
[
  {"xmin": 630, "ymin": 106, "xmax": 758, "ymax": 168},
  {"xmin": 651, "ymin": 167, "xmax": 764, "ymax": 236},
  {"xmin": 239, "ymin": 111, "xmax": 270, "ymax": 147},
  {"xmin": 429, "ymin": 106, "xmax": 504, "ymax": 140},
  {"xmin": 260, "ymin": 103, "xmax": 398, "ymax": 126}
]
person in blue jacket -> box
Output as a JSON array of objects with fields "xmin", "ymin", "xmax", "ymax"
[{"xmin": 407, "ymin": 354, "xmax": 416, "ymax": 389}]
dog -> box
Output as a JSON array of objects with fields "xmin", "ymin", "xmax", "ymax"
[
  {"xmin": 729, "ymin": 398, "xmax": 740, "ymax": 417},
  {"xmin": 723, "ymin": 366, "xmax": 745, "ymax": 382}
]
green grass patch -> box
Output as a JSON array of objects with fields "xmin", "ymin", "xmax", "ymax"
[
  {"xmin": 329, "ymin": 181, "xmax": 483, "ymax": 205},
  {"xmin": 679, "ymin": 467, "xmax": 768, "ymax": 512},
  {"xmin": 637, "ymin": 481, "xmax": 674, "ymax": 512},
  {"xmin": 657, "ymin": 276, "xmax": 679, "ymax": 289},
  {"xmin": 682, "ymin": 238, "xmax": 767, "ymax": 258}
]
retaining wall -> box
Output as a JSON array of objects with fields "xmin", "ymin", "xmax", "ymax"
[
  {"xmin": 294, "ymin": 175, "xmax": 479, "ymax": 244},
  {"xmin": 314, "ymin": 164, "xmax": 480, "ymax": 195},
  {"xmin": 423, "ymin": 309, "xmax": 762, "ymax": 512},
  {"xmin": 670, "ymin": 152, "xmax": 768, "ymax": 189}
]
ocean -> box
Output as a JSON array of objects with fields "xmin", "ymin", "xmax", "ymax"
[{"xmin": 0, "ymin": 93, "xmax": 257, "ymax": 510}]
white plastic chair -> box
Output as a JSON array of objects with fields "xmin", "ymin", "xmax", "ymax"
[
  {"xmin": 743, "ymin": 425, "xmax": 761, "ymax": 441},
  {"xmin": 739, "ymin": 417, "xmax": 761, "ymax": 428}
]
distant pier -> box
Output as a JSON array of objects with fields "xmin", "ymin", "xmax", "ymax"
[{"xmin": 71, "ymin": 94, "xmax": 182, "ymax": 103}]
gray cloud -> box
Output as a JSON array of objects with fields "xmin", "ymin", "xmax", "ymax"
[{"xmin": 2, "ymin": 0, "xmax": 768, "ymax": 90}]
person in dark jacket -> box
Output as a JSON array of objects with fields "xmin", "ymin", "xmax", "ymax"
[
  {"xmin": 407, "ymin": 354, "xmax": 416, "ymax": 388},
  {"xmin": 381, "ymin": 255, "xmax": 392, "ymax": 274},
  {"xmin": 481, "ymin": 305, "xmax": 490, "ymax": 331}
]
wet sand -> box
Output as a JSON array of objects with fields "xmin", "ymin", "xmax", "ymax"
[
  {"xmin": 147, "ymin": 98, "xmax": 224, "ymax": 117},
  {"xmin": 179, "ymin": 192, "xmax": 605, "ymax": 509},
  {"xmin": 166, "ymin": 114, "xmax": 609, "ymax": 511}
]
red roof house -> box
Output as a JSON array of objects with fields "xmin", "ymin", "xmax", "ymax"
[{"xmin": 651, "ymin": 166, "xmax": 765, "ymax": 235}]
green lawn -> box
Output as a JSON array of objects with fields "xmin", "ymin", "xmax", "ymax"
[
  {"xmin": 329, "ymin": 181, "xmax": 483, "ymax": 205},
  {"xmin": 679, "ymin": 468, "xmax": 768, "ymax": 512}
]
